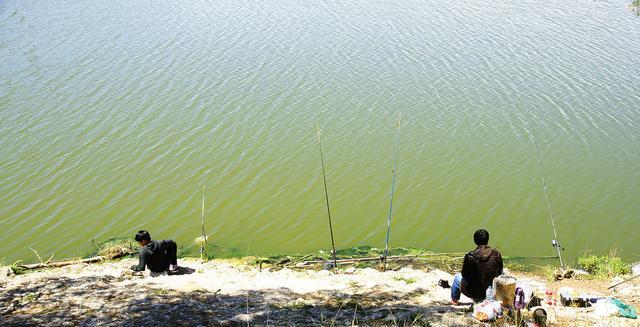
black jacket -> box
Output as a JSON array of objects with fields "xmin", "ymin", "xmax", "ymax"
[
  {"xmin": 131, "ymin": 240, "xmax": 176, "ymax": 272},
  {"xmin": 461, "ymin": 245, "xmax": 503, "ymax": 301}
]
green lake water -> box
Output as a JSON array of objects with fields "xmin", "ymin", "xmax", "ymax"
[{"xmin": 1, "ymin": 0, "xmax": 639, "ymax": 264}]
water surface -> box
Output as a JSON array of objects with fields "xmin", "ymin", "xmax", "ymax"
[{"xmin": 1, "ymin": 0, "xmax": 639, "ymax": 264}]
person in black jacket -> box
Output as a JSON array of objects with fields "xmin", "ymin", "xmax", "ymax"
[
  {"xmin": 450, "ymin": 229, "xmax": 503, "ymax": 303},
  {"xmin": 131, "ymin": 230, "xmax": 179, "ymax": 273}
]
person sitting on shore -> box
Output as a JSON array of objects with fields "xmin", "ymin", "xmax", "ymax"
[
  {"xmin": 450, "ymin": 229, "xmax": 503, "ymax": 304},
  {"xmin": 131, "ymin": 230, "xmax": 179, "ymax": 274}
]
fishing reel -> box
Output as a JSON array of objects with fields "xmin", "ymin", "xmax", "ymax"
[{"xmin": 551, "ymin": 239, "xmax": 565, "ymax": 251}]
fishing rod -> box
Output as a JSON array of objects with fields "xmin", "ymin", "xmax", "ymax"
[
  {"xmin": 200, "ymin": 170, "xmax": 208, "ymax": 261},
  {"xmin": 529, "ymin": 128, "xmax": 565, "ymax": 270},
  {"xmin": 608, "ymin": 274, "xmax": 640, "ymax": 290},
  {"xmin": 316, "ymin": 123, "xmax": 338, "ymax": 269},
  {"xmin": 383, "ymin": 113, "xmax": 402, "ymax": 271}
]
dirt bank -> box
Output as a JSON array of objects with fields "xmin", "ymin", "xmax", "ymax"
[{"xmin": 1, "ymin": 258, "xmax": 638, "ymax": 326}]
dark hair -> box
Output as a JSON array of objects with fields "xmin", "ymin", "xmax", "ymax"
[
  {"xmin": 473, "ymin": 229, "xmax": 489, "ymax": 246},
  {"xmin": 532, "ymin": 308, "xmax": 547, "ymax": 325},
  {"xmin": 135, "ymin": 230, "xmax": 151, "ymax": 242}
]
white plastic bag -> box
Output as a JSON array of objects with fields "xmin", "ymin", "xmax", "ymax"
[
  {"xmin": 473, "ymin": 300, "xmax": 502, "ymax": 321},
  {"xmin": 593, "ymin": 298, "xmax": 619, "ymax": 317}
]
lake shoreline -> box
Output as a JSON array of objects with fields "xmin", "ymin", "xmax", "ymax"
[{"xmin": 1, "ymin": 254, "xmax": 638, "ymax": 326}]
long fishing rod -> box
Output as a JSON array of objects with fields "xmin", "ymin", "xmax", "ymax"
[
  {"xmin": 200, "ymin": 170, "xmax": 208, "ymax": 261},
  {"xmin": 608, "ymin": 274, "xmax": 640, "ymax": 290},
  {"xmin": 316, "ymin": 123, "xmax": 338, "ymax": 269},
  {"xmin": 529, "ymin": 128, "xmax": 565, "ymax": 269},
  {"xmin": 383, "ymin": 113, "xmax": 402, "ymax": 271}
]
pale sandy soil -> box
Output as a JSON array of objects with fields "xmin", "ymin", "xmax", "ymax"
[{"xmin": 0, "ymin": 258, "xmax": 638, "ymax": 326}]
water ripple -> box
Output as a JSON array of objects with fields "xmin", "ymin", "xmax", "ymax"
[{"xmin": 1, "ymin": 0, "xmax": 639, "ymax": 262}]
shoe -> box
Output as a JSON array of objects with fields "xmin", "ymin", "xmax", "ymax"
[
  {"xmin": 438, "ymin": 279, "xmax": 451, "ymax": 288},
  {"xmin": 169, "ymin": 264, "xmax": 179, "ymax": 272}
]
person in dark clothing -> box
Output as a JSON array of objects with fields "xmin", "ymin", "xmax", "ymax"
[
  {"xmin": 131, "ymin": 230, "xmax": 179, "ymax": 273},
  {"xmin": 451, "ymin": 229, "xmax": 503, "ymax": 303}
]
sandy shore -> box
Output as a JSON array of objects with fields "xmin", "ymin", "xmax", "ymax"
[{"xmin": 1, "ymin": 258, "xmax": 638, "ymax": 326}]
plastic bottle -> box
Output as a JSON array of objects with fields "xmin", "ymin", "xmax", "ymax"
[{"xmin": 486, "ymin": 286, "xmax": 494, "ymax": 301}]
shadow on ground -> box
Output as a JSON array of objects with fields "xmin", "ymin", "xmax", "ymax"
[
  {"xmin": 169, "ymin": 266, "xmax": 196, "ymax": 276},
  {"xmin": 0, "ymin": 272, "xmax": 475, "ymax": 326}
]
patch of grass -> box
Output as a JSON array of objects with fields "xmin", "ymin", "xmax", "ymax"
[
  {"xmin": 578, "ymin": 251, "xmax": 630, "ymax": 278},
  {"xmin": 152, "ymin": 289, "xmax": 169, "ymax": 296},
  {"xmin": 335, "ymin": 246, "xmax": 425, "ymax": 258},
  {"xmin": 85, "ymin": 237, "xmax": 136, "ymax": 259},
  {"xmin": 193, "ymin": 246, "xmax": 462, "ymax": 273},
  {"xmin": 423, "ymin": 256, "xmax": 462, "ymax": 273},
  {"xmin": 504, "ymin": 262, "xmax": 526, "ymax": 272},
  {"xmin": 336, "ymin": 246, "xmax": 378, "ymax": 256},
  {"xmin": 394, "ymin": 276, "xmax": 417, "ymax": 284},
  {"xmin": 10, "ymin": 260, "xmax": 27, "ymax": 275},
  {"xmin": 331, "ymin": 297, "xmax": 359, "ymax": 309},
  {"xmin": 408, "ymin": 312, "xmax": 431, "ymax": 327},
  {"xmin": 632, "ymin": 0, "xmax": 640, "ymax": 16},
  {"xmin": 540, "ymin": 265, "xmax": 559, "ymax": 282},
  {"xmin": 354, "ymin": 261, "xmax": 376, "ymax": 269}
]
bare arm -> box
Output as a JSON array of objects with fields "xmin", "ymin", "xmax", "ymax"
[{"xmin": 131, "ymin": 250, "xmax": 146, "ymax": 271}]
